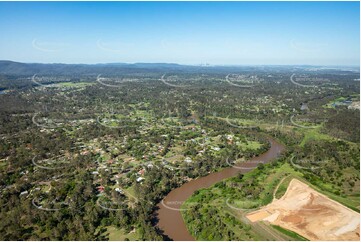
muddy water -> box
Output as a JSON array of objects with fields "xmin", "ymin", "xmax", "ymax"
[{"xmin": 156, "ymin": 138, "xmax": 284, "ymax": 241}]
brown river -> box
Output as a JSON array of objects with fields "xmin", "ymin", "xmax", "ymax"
[{"xmin": 155, "ymin": 138, "xmax": 285, "ymax": 241}]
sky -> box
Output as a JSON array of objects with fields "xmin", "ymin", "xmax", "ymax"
[{"xmin": 0, "ymin": 1, "xmax": 359, "ymax": 66}]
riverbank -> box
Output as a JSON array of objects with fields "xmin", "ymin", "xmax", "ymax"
[{"xmin": 155, "ymin": 138, "xmax": 284, "ymax": 241}]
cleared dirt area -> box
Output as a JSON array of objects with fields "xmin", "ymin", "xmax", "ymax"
[{"xmin": 246, "ymin": 179, "xmax": 360, "ymax": 241}]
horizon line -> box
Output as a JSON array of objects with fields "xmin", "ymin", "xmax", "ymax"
[{"xmin": 1, "ymin": 60, "xmax": 360, "ymax": 68}]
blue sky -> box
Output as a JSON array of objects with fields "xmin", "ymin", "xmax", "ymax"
[{"xmin": 0, "ymin": 1, "xmax": 359, "ymax": 65}]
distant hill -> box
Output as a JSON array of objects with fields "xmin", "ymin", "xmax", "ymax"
[
  {"xmin": 0, "ymin": 60, "xmax": 358, "ymax": 76},
  {"xmin": 0, "ymin": 60, "xmax": 190, "ymax": 76}
]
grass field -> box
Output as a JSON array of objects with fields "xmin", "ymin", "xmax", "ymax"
[
  {"xmin": 299, "ymin": 128, "xmax": 334, "ymax": 147},
  {"xmin": 105, "ymin": 226, "xmax": 139, "ymax": 241},
  {"xmin": 238, "ymin": 140, "xmax": 262, "ymax": 150},
  {"xmin": 56, "ymin": 82, "xmax": 94, "ymax": 87},
  {"xmin": 271, "ymin": 225, "xmax": 308, "ymax": 241}
]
